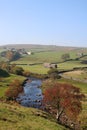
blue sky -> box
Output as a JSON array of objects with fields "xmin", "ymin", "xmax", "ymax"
[{"xmin": 0, "ymin": 0, "xmax": 87, "ymax": 47}]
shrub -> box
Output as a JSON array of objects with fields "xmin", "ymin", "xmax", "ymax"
[
  {"xmin": 0, "ymin": 69, "xmax": 9, "ymax": 77},
  {"xmin": 47, "ymin": 68, "xmax": 60, "ymax": 79},
  {"xmin": 43, "ymin": 83, "xmax": 85, "ymax": 129},
  {"xmin": 12, "ymin": 66, "xmax": 24, "ymax": 75},
  {"xmin": 5, "ymin": 79, "xmax": 23, "ymax": 100}
]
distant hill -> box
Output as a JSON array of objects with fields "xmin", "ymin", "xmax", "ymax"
[
  {"xmin": 1, "ymin": 44, "xmax": 77, "ymax": 51},
  {"xmin": 0, "ymin": 44, "xmax": 87, "ymax": 66},
  {"xmin": 0, "ymin": 44, "xmax": 87, "ymax": 53}
]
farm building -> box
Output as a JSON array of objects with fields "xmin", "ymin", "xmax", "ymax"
[
  {"xmin": 27, "ymin": 51, "xmax": 34, "ymax": 55},
  {"xmin": 44, "ymin": 63, "xmax": 57, "ymax": 68},
  {"xmin": 27, "ymin": 51, "xmax": 32, "ymax": 55}
]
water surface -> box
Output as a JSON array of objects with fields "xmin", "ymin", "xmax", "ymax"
[{"xmin": 16, "ymin": 78, "xmax": 43, "ymax": 108}]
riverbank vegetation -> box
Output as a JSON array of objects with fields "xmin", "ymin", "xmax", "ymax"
[
  {"xmin": 42, "ymin": 78, "xmax": 87, "ymax": 129},
  {"xmin": 0, "ymin": 74, "xmax": 25, "ymax": 98},
  {"xmin": 43, "ymin": 82, "xmax": 85, "ymax": 129},
  {"xmin": 5, "ymin": 79, "xmax": 23, "ymax": 100}
]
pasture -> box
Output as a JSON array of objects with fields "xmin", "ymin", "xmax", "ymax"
[
  {"xmin": 10, "ymin": 46, "xmax": 87, "ymax": 64},
  {"xmin": 0, "ymin": 102, "xmax": 66, "ymax": 130},
  {"xmin": 58, "ymin": 60, "xmax": 87, "ymax": 70},
  {"xmin": 8, "ymin": 45, "xmax": 87, "ymax": 75},
  {"xmin": 62, "ymin": 70, "xmax": 87, "ymax": 80},
  {"xmin": 57, "ymin": 78, "xmax": 87, "ymax": 94},
  {"xmin": 15, "ymin": 60, "xmax": 87, "ymax": 75},
  {"xmin": 20, "ymin": 64, "xmax": 49, "ymax": 74}
]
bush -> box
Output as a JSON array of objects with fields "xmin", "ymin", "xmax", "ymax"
[
  {"xmin": 30, "ymin": 73, "xmax": 48, "ymax": 79},
  {"xmin": 49, "ymin": 73, "xmax": 61, "ymax": 79},
  {"xmin": 47, "ymin": 68, "xmax": 60, "ymax": 79},
  {"xmin": 48, "ymin": 68, "xmax": 58, "ymax": 75},
  {"xmin": 12, "ymin": 66, "xmax": 24, "ymax": 75},
  {"xmin": 0, "ymin": 69, "xmax": 9, "ymax": 77},
  {"xmin": 23, "ymin": 70, "xmax": 31, "ymax": 77},
  {"xmin": 5, "ymin": 79, "xmax": 23, "ymax": 100}
]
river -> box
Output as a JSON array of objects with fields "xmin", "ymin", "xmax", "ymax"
[{"xmin": 16, "ymin": 78, "xmax": 43, "ymax": 108}]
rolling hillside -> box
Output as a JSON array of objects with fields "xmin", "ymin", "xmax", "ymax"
[{"xmin": 0, "ymin": 102, "xmax": 67, "ymax": 130}]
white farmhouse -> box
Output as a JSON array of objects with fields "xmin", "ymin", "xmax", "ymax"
[{"xmin": 27, "ymin": 51, "xmax": 32, "ymax": 55}]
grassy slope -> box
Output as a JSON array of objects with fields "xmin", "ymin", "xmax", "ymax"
[
  {"xmin": 57, "ymin": 78, "xmax": 87, "ymax": 94},
  {"xmin": 80, "ymin": 55, "xmax": 87, "ymax": 60},
  {"xmin": 10, "ymin": 47, "xmax": 87, "ymax": 64},
  {"xmin": 13, "ymin": 60, "xmax": 87, "ymax": 74},
  {"xmin": 20, "ymin": 64, "xmax": 49, "ymax": 74},
  {"xmin": 62, "ymin": 70, "xmax": 87, "ymax": 80},
  {"xmin": 58, "ymin": 60, "xmax": 87, "ymax": 70},
  {"xmin": 9, "ymin": 46, "xmax": 87, "ymax": 74},
  {"xmin": 10, "ymin": 46, "xmax": 79, "ymax": 64},
  {"xmin": 11, "ymin": 51, "xmax": 65, "ymax": 64},
  {"xmin": 0, "ymin": 73, "xmax": 67, "ymax": 130},
  {"xmin": 1, "ymin": 45, "xmax": 87, "ymax": 74},
  {"xmin": 0, "ymin": 102, "xmax": 67, "ymax": 130}
]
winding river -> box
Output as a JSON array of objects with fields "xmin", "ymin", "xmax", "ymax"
[{"xmin": 16, "ymin": 78, "xmax": 43, "ymax": 108}]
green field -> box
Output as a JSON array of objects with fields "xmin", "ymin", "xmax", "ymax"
[
  {"xmin": 10, "ymin": 51, "xmax": 81, "ymax": 64},
  {"xmin": 15, "ymin": 60, "xmax": 87, "ymax": 75},
  {"xmin": 58, "ymin": 60, "xmax": 87, "ymax": 70},
  {"xmin": 57, "ymin": 78, "xmax": 87, "ymax": 94},
  {"xmin": 80, "ymin": 55, "xmax": 87, "ymax": 60},
  {"xmin": 0, "ymin": 45, "xmax": 87, "ymax": 74},
  {"xmin": 9, "ymin": 46, "xmax": 87, "ymax": 64},
  {"xmin": 11, "ymin": 51, "xmax": 66, "ymax": 64},
  {"xmin": 62, "ymin": 70, "xmax": 87, "ymax": 80},
  {"xmin": 7, "ymin": 45, "xmax": 87, "ymax": 75},
  {"xmin": 20, "ymin": 64, "xmax": 49, "ymax": 74}
]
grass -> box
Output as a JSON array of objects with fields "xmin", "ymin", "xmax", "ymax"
[
  {"xmin": 0, "ymin": 48, "xmax": 6, "ymax": 53},
  {"xmin": 57, "ymin": 78, "xmax": 87, "ymax": 94},
  {"xmin": 11, "ymin": 51, "xmax": 64, "ymax": 64},
  {"xmin": 0, "ymin": 56, "xmax": 7, "ymax": 62},
  {"xmin": 0, "ymin": 102, "xmax": 67, "ymax": 130},
  {"xmin": 15, "ymin": 60, "xmax": 87, "ymax": 75},
  {"xmin": 11, "ymin": 48, "xmax": 85, "ymax": 64},
  {"xmin": 58, "ymin": 60, "xmax": 87, "ymax": 70},
  {"xmin": 80, "ymin": 55, "xmax": 87, "ymax": 60},
  {"xmin": 19, "ymin": 64, "xmax": 49, "ymax": 74},
  {"xmin": 1, "ymin": 45, "xmax": 87, "ymax": 64},
  {"xmin": 1, "ymin": 45, "xmax": 87, "ymax": 74},
  {"xmin": 62, "ymin": 70, "xmax": 87, "ymax": 80},
  {"xmin": 12, "ymin": 46, "xmax": 87, "ymax": 64}
]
